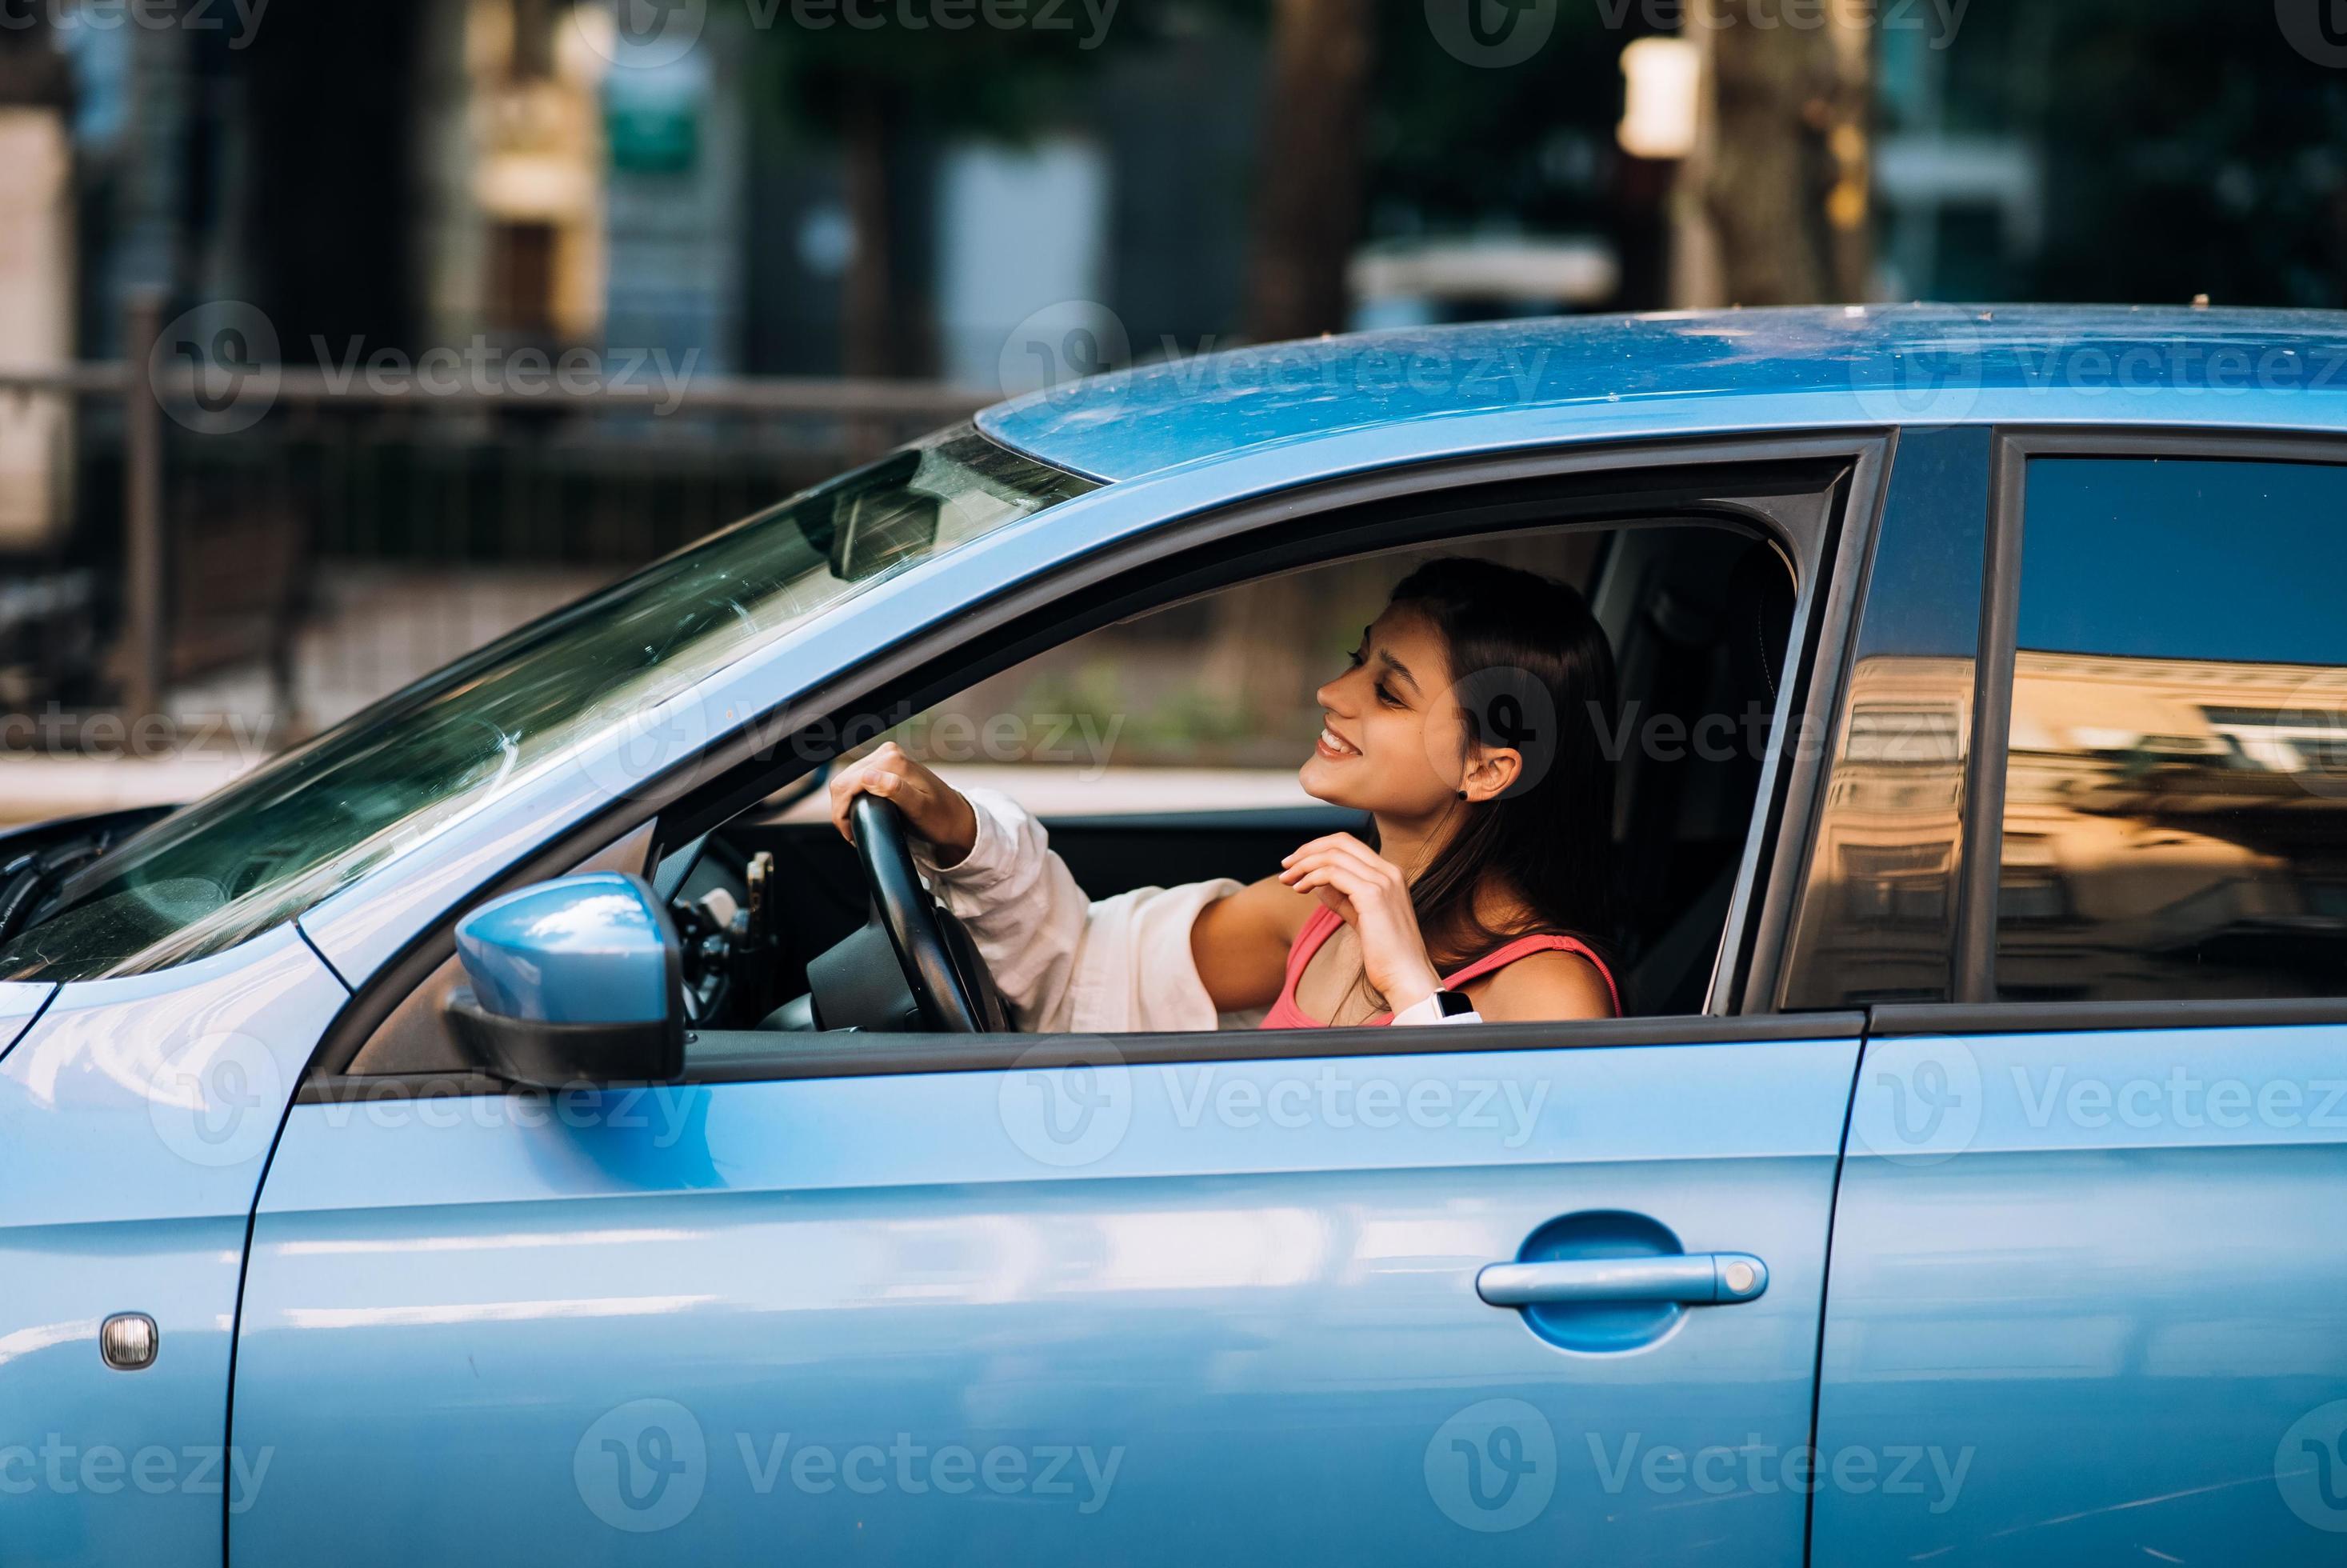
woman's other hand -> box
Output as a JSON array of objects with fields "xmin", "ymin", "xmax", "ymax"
[
  {"xmin": 827, "ymin": 742, "xmax": 979, "ymax": 865},
  {"xmin": 1277, "ymin": 833, "xmax": 1443, "ymax": 1014}
]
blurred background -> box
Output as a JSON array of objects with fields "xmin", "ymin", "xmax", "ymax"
[{"xmin": 2, "ymin": 0, "xmax": 2346, "ymax": 818}]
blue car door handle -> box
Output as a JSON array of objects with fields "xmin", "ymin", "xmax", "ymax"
[{"xmin": 1476, "ymin": 1253, "xmax": 1769, "ymax": 1307}]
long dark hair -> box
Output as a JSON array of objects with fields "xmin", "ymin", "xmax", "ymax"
[{"xmin": 1372, "ymin": 555, "xmax": 1617, "ymax": 985}]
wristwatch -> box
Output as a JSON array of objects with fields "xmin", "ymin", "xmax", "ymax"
[{"xmin": 1432, "ymin": 988, "xmax": 1475, "ymax": 1018}]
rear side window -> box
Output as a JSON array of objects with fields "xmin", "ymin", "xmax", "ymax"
[{"xmin": 1994, "ymin": 457, "xmax": 2347, "ymax": 1002}]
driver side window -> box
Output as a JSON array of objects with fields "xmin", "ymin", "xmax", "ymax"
[
  {"xmin": 331, "ymin": 506, "xmax": 1809, "ymax": 1084},
  {"xmin": 695, "ymin": 521, "xmax": 1792, "ymax": 1034}
]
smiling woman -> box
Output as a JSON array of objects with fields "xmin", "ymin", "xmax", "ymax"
[
  {"xmin": 0, "ymin": 426, "xmax": 1094, "ymax": 982},
  {"xmin": 826, "ymin": 554, "xmax": 1623, "ymax": 1033}
]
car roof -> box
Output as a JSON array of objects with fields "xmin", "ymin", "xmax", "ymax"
[{"xmin": 978, "ymin": 303, "xmax": 2347, "ymax": 483}]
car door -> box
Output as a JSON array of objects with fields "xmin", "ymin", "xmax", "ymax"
[
  {"xmin": 230, "ymin": 1017, "xmax": 1862, "ymax": 1566},
  {"xmin": 221, "ymin": 456, "xmax": 1893, "ymax": 1566},
  {"xmin": 0, "ymin": 929, "xmax": 349, "ymax": 1568},
  {"xmin": 1811, "ymin": 437, "xmax": 2347, "ymax": 1562}
]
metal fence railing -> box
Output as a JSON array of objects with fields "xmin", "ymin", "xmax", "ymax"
[{"xmin": 0, "ymin": 291, "xmax": 994, "ymax": 732}]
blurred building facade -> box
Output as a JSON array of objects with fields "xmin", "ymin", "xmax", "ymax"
[
  {"xmin": 26, "ymin": 2, "xmax": 2344, "ymax": 398},
  {"xmin": 9, "ymin": 0, "xmax": 2347, "ymax": 734}
]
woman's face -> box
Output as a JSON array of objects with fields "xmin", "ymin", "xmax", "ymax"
[{"xmin": 1300, "ymin": 605, "xmax": 1480, "ymax": 818}]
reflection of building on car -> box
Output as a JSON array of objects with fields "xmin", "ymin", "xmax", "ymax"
[
  {"xmin": 1782, "ymin": 651, "xmax": 1973, "ymax": 1007},
  {"xmin": 2001, "ymin": 649, "xmax": 2347, "ymax": 1001}
]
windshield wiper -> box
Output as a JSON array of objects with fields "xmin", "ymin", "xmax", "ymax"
[{"xmin": 0, "ymin": 834, "xmax": 128, "ymax": 943}]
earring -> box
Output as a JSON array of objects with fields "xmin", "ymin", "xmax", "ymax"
[{"xmin": 1456, "ymin": 790, "xmax": 1469, "ymax": 801}]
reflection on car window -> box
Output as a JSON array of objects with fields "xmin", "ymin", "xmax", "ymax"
[
  {"xmin": 1781, "ymin": 426, "xmax": 1989, "ymax": 1008},
  {"xmin": 0, "ymin": 426, "xmax": 1094, "ymax": 982},
  {"xmin": 1996, "ymin": 457, "xmax": 2347, "ymax": 1002}
]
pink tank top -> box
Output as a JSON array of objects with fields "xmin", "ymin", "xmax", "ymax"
[{"xmin": 1257, "ymin": 906, "xmax": 1619, "ymax": 1028}]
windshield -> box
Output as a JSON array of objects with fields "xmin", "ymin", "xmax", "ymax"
[{"xmin": 1, "ymin": 426, "xmax": 1095, "ymax": 982}]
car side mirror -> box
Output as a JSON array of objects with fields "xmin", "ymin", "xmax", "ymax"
[{"xmin": 449, "ymin": 873, "xmax": 685, "ymax": 1088}]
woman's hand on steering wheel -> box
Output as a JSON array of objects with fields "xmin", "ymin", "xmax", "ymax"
[{"xmin": 828, "ymin": 742, "xmax": 978, "ymax": 865}]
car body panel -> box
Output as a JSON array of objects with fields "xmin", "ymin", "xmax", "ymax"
[
  {"xmin": 0, "ymin": 979, "xmax": 55, "ymax": 1056},
  {"xmin": 0, "ymin": 926, "xmax": 349, "ymax": 1567},
  {"xmin": 1815, "ymin": 1024, "xmax": 2347, "ymax": 1562},
  {"xmin": 980, "ymin": 305, "xmax": 2347, "ymax": 482},
  {"xmin": 234, "ymin": 1033, "xmax": 1859, "ymax": 1565}
]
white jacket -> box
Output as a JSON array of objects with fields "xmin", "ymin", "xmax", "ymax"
[
  {"xmin": 910, "ymin": 787, "xmax": 1248, "ymax": 1034},
  {"xmin": 910, "ymin": 786, "xmax": 1478, "ymax": 1034}
]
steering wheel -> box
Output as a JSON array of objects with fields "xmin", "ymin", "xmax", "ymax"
[{"xmin": 849, "ymin": 793, "xmax": 1012, "ymax": 1032}]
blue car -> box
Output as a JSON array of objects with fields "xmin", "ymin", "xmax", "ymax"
[{"xmin": 6, "ymin": 305, "xmax": 2347, "ymax": 1566}]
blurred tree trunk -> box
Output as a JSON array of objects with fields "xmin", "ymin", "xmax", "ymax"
[
  {"xmin": 1245, "ymin": 0, "xmax": 1373, "ymax": 342},
  {"xmin": 1676, "ymin": 0, "xmax": 1873, "ymax": 306}
]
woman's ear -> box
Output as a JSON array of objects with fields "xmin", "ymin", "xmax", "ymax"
[{"xmin": 1461, "ymin": 746, "xmax": 1522, "ymax": 804}]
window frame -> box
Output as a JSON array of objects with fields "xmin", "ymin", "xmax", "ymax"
[
  {"xmin": 1775, "ymin": 424, "xmax": 1993, "ymax": 1011},
  {"xmin": 294, "ymin": 430, "xmax": 1891, "ymax": 1102},
  {"xmin": 1933, "ymin": 425, "xmax": 2347, "ymax": 1026}
]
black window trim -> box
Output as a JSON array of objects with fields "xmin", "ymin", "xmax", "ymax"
[
  {"xmin": 293, "ymin": 428, "xmax": 1893, "ymax": 1104},
  {"xmin": 301, "ymin": 1010, "xmax": 1872, "ymax": 1102},
  {"xmin": 1932, "ymin": 423, "xmax": 2347, "ymax": 1027}
]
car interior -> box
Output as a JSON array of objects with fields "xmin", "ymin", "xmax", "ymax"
[
  {"xmin": 334, "ymin": 498, "xmax": 1809, "ymax": 1082},
  {"xmin": 654, "ymin": 518, "xmax": 1796, "ymax": 1037}
]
